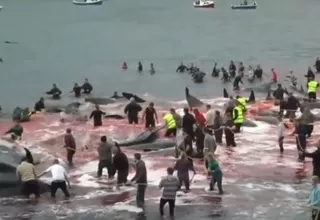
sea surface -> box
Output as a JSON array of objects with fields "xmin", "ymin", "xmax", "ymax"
[
  {"xmin": 0, "ymin": 0, "xmax": 320, "ymax": 219},
  {"xmin": 1, "ymin": 0, "xmax": 320, "ymax": 111}
]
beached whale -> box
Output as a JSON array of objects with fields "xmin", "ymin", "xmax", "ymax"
[
  {"xmin": 185, "ymin": 87, "xmax": 204, "ymax": 108},
  {"xmin": 84, "ymin": 97, "xmax": 115, "ymax": 105},
  {"xmin": 118, "ymin": 130, "xmax": 158, "ymax": 147},
  {"xmin": 243, "ymin": 118, "xmax": 258, "ymax": 127},
  {"xmin": 125, "ymin": 139, "xmax": 176, "ymax": 151},
  {"xmin": 254, "ymin": 116, "xmax": 279, "ymax": 125},
  {"xmin": 122, "ymin": 92, "xmax": 146, "ymax": 103},
  {"xmin": 0, "ymin": 145, "xmax": 49, "ymax": 197}
]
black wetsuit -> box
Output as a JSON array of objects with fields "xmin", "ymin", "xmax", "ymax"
[
  {"xmin": 195, "ymin": 126, "xmax": 205, "ymax": 156},
  {"xmin": 229, "ymin": 64, "xmax": 236, "ymax": 78},
  {"xmin": 176, "ymin": 65, "xmax": 187, "ymax": 73},
  {"xmin": 316, "ymin": 60, "xmax": 320, "ymax": 73},
  {"xmin": 144, "ymin": 107, "xmax": 156, "ymax": 128},
  {"xmin": 124, "ymin": 102, "xmax": 142, "ymax": 124},
  {"xmin": 113, "ymin": 150, "xmax": 129, "ymax": 185},
  {"xmin": 89, "ymin": 110, "xmax": 105, "ymax": 127},
  {"xmin": 295, "ymin": 124, "xmax": 307, "ymax": 161},
  {"xmin": 304, "ymin": 149, "xmax": 320, "ymax": 178},
  {"xmin": 221, "ymin": 69, "xmax": 229, "ymax": 82},
  {"xmin": 82, "ymin": 83, "xmax": 93, "ymax": 94},
  {"xmin": 285, "ymin": 96, "xmax": 300, "ymax": 119},
  {"xmin": 72, "ymin": 86, "xmax": 82, "ymax": 98},
  {"xmin": 182, "ymin": 113, "xmax": 196, "ymax": 140},
  {"xmin": 212, "ymin": 65, "xmax": 219, "ymax": 77},
  {"xmin": 138, "ymin": 63, "xmax": 143, "ymax": 72},
  {"xmin": 46, "ymin": 88, "xmax": 62, "ymax": 100},
  {"xmin": 254, "ymin": 68, "xmax": 263, "ymax": 79},
  {"xmin": 233, "ymin": 76, "xmax": 243, "ymax": 90},
  {"xmin": 34, "ymin": 100, "xmax": 45, "ymax": 112},
  {"xmin": 306, "ymin": 70, "xmax": 315, "ymax": 79},
  {"xmin": 273, "ymin": 88, "xmax": 287, "ymax": 101},
  {"xmin": 238, "ymin": 66, "xmax": 245, "ymax": 76}
]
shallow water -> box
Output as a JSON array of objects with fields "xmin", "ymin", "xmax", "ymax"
[{"xmin": 0, "ymin": 98, "xmax": 317, "ymax": 220}]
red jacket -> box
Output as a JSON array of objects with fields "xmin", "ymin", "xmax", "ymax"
[{"xmin": 195, "ymin": 112, "xmax": 206, "ymax": 127}]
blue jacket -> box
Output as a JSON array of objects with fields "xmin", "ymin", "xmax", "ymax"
[{"xmin": 308, "ymin": 185, "xmax": 320, "ymax": 210}]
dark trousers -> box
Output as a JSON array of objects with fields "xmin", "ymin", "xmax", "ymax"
[
  {"xmin": 234, "ymin": 123, "xmax": 242, "ymax": 133},
  {"xmin": 296, "ymin": 135, "xmax": 306, "ymax": 161},
  {"xmin": 159, "ymin": 198, "xmax": 175, "ymax": 216},
  {"xmin": 225, "ymin": 128, "xmax": 236, "ymax": 147},
  {"xmin": 136, "ymin": 184, "xmax": 147, "ymax": 207},
  {"xmin": 209, "ymin": 171, "xmax": 223, "ymax": 194},
  {"xmin": 307, "ymin": 124, "xmax": 314, "ymax": 137},
  {"xmin": 93, "ymin": 120, "xmax": 102, "ymax": 127},
  {"xmin": 21, "ymin": 180, "xmax": 40, "ymax": 198},
  {"xmin": 178, "ymin": 173, "xmax": 190, "ymax": 191},
  {"xmin": 309, "ymin": 92, "xmax": 317, "ymax": 100},
  {"xmin": 145, "ymin": 119, "xmax": 155, "ymax": 128},
  {"xmin": 97, "ymin": 160, "xmax": 113, "ymax": 177},
  {"xmin": 67, "ymin": 150, "xmax": 75, "ymax": 165},
  {"xmin": 312, "ymin": 209, "xmax": 320, "ymax": 220},
  {"xmin": 278, "ymin": 136, "xmax": 284, "ymax": 153},
  {"xmin": 214, "ymin": 128, "xmax": 223, "ymax": 143},
  {"xmin": 51, "ymin": 180, "xmax": 70, "ymax": 197},
  {"xmin": 128, "ymin": 115, "xmax": 138, "ymax": 124},
  {"xmin": 165, "ymin": 128, "xmax": 177, "ymax": 137},
  {"xmin": 284, "ymin": 110, "xmax": 296, "ymax": 119},
  {"xmin": 117, "ymin": 170, "xmax": 128, "ymax": 185}
]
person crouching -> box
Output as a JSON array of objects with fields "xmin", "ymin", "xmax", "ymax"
[
  {"xmin": 113, "ymin": 143, "xmax": 129, "ymax": 189},
  {"xmin": 162, "ymin": 112, "xmax": 177, "ymax": 137},
  {"xmin": 159, "ymin": 167, "xmax": 180, "ymax": 217},
  {"xmin": 38, "ymin": 159, "xmax": 70, "ymax": 198}
]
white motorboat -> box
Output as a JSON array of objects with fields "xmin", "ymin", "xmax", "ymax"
[
  {"xmin": 72, "ymin": 0, "xmax": 103, "ymax": 5},
  {"xmin": 0, "ymin": 6, "xmax": 3, "ymax": 11},
  {"xmin": 193, "ymin": 0, "xmax": 215, "ymax": 8}
]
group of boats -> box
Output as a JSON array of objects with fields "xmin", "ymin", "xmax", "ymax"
[
  {"xmin": 70, "ymin": 0, "xmax": 257, "ymax": 9},
  {"xmin": 193, "ymin": 0, "xmax": 257, "ymax": 9}
]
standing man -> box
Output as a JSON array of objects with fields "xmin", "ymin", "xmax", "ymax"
[
  {"xmin": 64, "ymin": 128, "xmax": 76, "ymax": 166},
  {"xmin": 205, "ymin": 104, "xmax": 215, "ymax": 129},
  {"xmin": 142, "ymin": 102, "xmax": 158, "ymax": 129},
  {"xmin": 212, "ymin": 110, "xmax": 223, "ymax": 144},
  {"xmin": 159, "ymin": 167, "xmax": 180, "ymax": 217},
  {"xmin": 307, "ymin": 76, "xmax": 319, "ymax": 101},
  {"xmin": 38, "ymin": 159, "xmax": 70, "ymax": 198},
  {"xmin": 89, "ymin": 104, "xmax": 106, "ymax": 127},
  {"xmin": 112, "ymin": 143, "xmax": 129, "ymax": 189},
  {"xmin": 292, "ymin": 120, "xmax": 307, "ymax": 162},
  {"xmin": 97, "ymin": 136, "xmax": 114, "ymax": 178},
  {"xmin": 130, "ymin": 153, "xmax": 147, "ymax": 208},
  {"xmin": 303, "ymin": 140, "xmax": 320, "ymax": 178},
  {"xmin": 16, "ymin": 157, "xmax": 40, "ymax": 199},
  {"xmin": 182, "ymin": 108, "xmax": 196, "ymax": 141},
  {"xmin": 233, "ymin": 102, "xmax": 244, "ymax": 133},
  {"xmin": 124, "ymin": 98, "xmax": 142, "ymax": 124}
]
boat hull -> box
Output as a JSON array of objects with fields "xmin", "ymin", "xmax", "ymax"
[
  {"xmin": 231, "ymin": 5, "xmax": 257, "ymax": 9},
  {"xmin": 193, "ymin": 1, "xmax": 215, "ymax": 8},
  {"xmin": 73, "ymin": 0, "xmax": 103, "ymax": 5}
]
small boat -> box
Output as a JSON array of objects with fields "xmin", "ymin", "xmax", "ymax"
[
  {"xmin": 0, "ymin": 6, "xmax": 3, "ymax": 10},
  {"xmin": 231, "ymin": 2, "xmax": 257, "ymax": 9},
  {"xmin": 72, "ymin": 0, "xmax": 103, "ymax": 5},
  {"xmin": 193, "ymin": 0, "xmax": 215, "ymax": 8}
]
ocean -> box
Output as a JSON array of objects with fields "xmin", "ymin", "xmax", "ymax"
[{"xmin": 1, "ymin": 0, "xmax": 320, "ymax": 219}]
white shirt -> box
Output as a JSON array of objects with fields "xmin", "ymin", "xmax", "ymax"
[
  {"xmin": 205, "ymin": 109, "xmax": 215, "ymax": 126},
  {"xmin": 45, "ymin": 164, "xmax": 67, "ymax": 181},
  {"xmin": 278, "ymin": 121, "xmax": 284, "ymax": 138}
]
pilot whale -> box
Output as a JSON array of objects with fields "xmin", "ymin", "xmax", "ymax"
[{"xmin": 0, "ymin": 144, "xmax": 49, "ymax": 197}]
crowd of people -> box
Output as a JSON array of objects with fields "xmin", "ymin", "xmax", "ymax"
[{"xmin": 5, "ymin": 57, "xmax": 320, "ymax": 218}]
